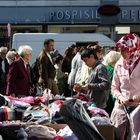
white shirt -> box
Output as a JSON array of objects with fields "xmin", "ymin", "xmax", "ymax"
[{"xmin": 46, "ymin": 52, "xmax": 54, "ymax": 65}]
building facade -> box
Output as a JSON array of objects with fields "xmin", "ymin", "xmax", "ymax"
[{"xmin": 0, "ymin": 0, "xmax": 140, "ymax": 47}]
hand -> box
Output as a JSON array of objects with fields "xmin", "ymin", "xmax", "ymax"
[
  {"xmin": 63, "ymin": 73, "xmax": 68, "ymax": 78},
  {"xmin": 133, "ymin": 95, "xmax": 140, "ymax": 103},
  {"xmin": 10, "ymin": 93, "xmax": 15, "ymax": 97},
  {"xmin": 38, "ymin": 77, "xmax": 44, "ymax": 85},
  {"xmin": 118, "ymin": 96, "xmax": 129, "ymax": 105},
  {"xmin": 81, "ymin": 84, "xmax": 89, "ymax": 91},
  {"xmin": 73, "ymin": 83, "xmax": 81, "ymax": 92}
]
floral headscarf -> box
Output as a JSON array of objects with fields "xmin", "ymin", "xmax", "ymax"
[{"xmin": 116, "ymin": 33, "xmax": 140, "ymax": 73}]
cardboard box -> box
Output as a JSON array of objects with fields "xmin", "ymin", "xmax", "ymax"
[{"xmin": 96, "ymin": 125, "xmax": 115, "ymax": 140}]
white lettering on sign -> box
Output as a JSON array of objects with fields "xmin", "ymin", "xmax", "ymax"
[
  {"xmin": 122, "ymin": 10, "xmax": 128, "ymax": 19},
  {"xmin": 72, "ymin": 10, "xmax": 78, "ymax": 19},
  {"xmin": 49, "ymin": 9, "xmax": 100, "ymax": 21},
  {"xmin": 65, "ymin": 10, "xmax": 71, "ymax": 20},
  {"xmin": 121, "ymin": 9, "xmax": 140, "ymax": 22},
  {"xmin": 57, "ymin": 10, "xmax": 64, "ymax": 20},
  {"xmin": 96, "ymin": 10, "xmax": 100, "ymax": 19},
  {"xmin": 79, "ymin": 10, "xmax": 82, "ymax": 19},
  {"xmin": 84, "ymin": 10, "xmax": 90, "ymax": 19},
  {"xmin": 49, "ymin": 11, "xmax": 55, "ymax": 20},
  {"xmin": 130, "ymin": 10, "xmax": 136, "ymax": 21},
  {"xmin": 49, "ymin": 8, "xmax": 140, "ymax": 23}
]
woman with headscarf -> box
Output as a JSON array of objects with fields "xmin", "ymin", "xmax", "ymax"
[{"xmin": 111, "ymin": 33, "xmax": 140, "ymax": 140}]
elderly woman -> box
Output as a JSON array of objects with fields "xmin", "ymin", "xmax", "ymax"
[
  {"xmin": 5, "ymin": 49, "xmax": 18, "ymax": 75},
  {"xmin": 103, "ymin": 51, "xmax": 121, "ymax": 115},
  {"xmin": 111, "ymin": 33, "xmax": 140, "ymax": 140},
  {"xmin": 6, "ymin": 45, "xmax": 32, "ymax": 97},
  {"xmin": 6, "ymin": 49, "xmax": 17, "ymax": 65}
]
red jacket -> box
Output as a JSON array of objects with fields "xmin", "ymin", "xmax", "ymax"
[{"xmin": 6, "ymin": 57, "xmax": 31, "ymax": 96}]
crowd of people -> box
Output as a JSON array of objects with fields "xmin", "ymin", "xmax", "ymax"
[{"xmin": 0, "ymin": 33, "xmax": 140, "ymax": 140}]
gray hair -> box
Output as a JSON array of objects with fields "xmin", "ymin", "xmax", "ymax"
[
  {"xmin": 18, "ymin": 45, "xmax": 32, "ymax": 57},
  {"xmin": 6, "ymin": 50, "xmax": 17, "ymax": 64},
  {"xmin": 103, "ymin": 51, "xmax": 121, "ymax": 66},
  {"xmin": 0, "ymin": 47, "xmax": 8, "ymax": 53}
]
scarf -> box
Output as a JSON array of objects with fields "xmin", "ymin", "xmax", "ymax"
[{"xmin": 116, "ymin": 33, "xmax": 140, "ymax": 74}]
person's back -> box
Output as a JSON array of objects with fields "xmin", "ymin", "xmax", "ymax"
[{"xmin": 54, "ymin": 54, "xmax": 66, "ymax": 94}]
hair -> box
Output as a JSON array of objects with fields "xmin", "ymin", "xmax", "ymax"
[
  {"xmin": 103, "ymin": 51, "xmax": 121, "ymax": 66},
  {"xmin": 79, "ymin": 46, "xmax": 87, "ymax": 53},
  {"xmin": 6, "ymin": 50, "xmax": 17, "ymax": 64},
  {"xmin": 87, "ymin": 44, "xmax": 103, "ymax": 53},
  {"xmin": 44, "ymin": 39, "xmax": 54, "ymax": 46},
  {"xmin": 55, "ymin": 54, "xmax": 63, "ymax": 64},
  {"xmin": 18, "ymin": 45, "xmax": 32, "ymax": 57},
  {"xmin": 70, "ymin": 44, "xmax": 76, "ymax": 49},
  {"xmin": 10, "ymin": 48, "xmax": 16, "ymax": 52},
  {"xmin": 81, "ymin": 48, "xmax": 98, "ymax": 60},
  {"xmin": 64, "ymin": 47, "xmax": 74, "ymax": 59},
  {"xmin": 0, "ymin": 47, "xmax": 8, "ymax": 53}
]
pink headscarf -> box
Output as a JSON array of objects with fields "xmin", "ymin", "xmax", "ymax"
[{"xmin": 116, "ymin": 33, "xmax": 140, "ymax": 73}]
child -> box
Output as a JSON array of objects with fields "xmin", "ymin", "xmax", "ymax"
[{"xmin": 54, "ymin": 54, "xmax": 67, "ymax": 95}]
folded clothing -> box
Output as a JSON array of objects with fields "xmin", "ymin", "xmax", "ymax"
[
  {"xmin": 26, "ymin": 125, "xmax": 57, "ymax": 139},
  {"xmin": 0, "ymin": 106, "xmax": 23, "ymax": 121}
]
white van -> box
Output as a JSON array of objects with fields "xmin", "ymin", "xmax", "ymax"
[{"xmin": 12, "ymin": 33, "xmax": 115, "ymax": 64}]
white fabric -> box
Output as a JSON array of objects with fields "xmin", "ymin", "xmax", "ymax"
[
  {"xmin": 47, "ymin": 52, "xmax": 54, "ymax": 64},
  {"xmin": 57, "ymin": 126, "xmax": 78, "ymax": 140},
  {"xmin": 2, "ymin": 60, "xmax": 5, "ymax": 73}
]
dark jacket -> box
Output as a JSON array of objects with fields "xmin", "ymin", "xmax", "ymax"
[
  {"xmin": 0, "ymin": 58, "xmax": 6, "ymax": 94},
  {"xmin": 87, "ymin": 61, "xmax": 111, "ymax": 109},
  {"xmin": 38, "ymin": 50, "xmax": 56, "ymax": 87}
]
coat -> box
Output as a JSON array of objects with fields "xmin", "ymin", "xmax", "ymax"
[
  {"xmin": 6, "ymin": 57, "xmax": 31, "ymax": 96},
  {"xmin": 38, "ymin": 50, "xmax": 56, "ymax": 87},
  {"xmin": 87, "ymin": 61, "xmax": 111, "ymax": 109}
]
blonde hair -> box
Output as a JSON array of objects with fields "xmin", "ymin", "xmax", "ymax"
[{"xmin": 103, "ymin": 51, "xmax": 121, "ymax": 66}]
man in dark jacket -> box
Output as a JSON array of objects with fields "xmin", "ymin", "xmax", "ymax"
[{"xmin": 38, "ymin": 39, "xmax": 59, "ymax": 95}]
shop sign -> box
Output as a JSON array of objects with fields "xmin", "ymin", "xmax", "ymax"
[
  {"xmin": 48, "ymin": 7, "xmax": 101, "ymax": 23},
  {"xmin": 120, "ymin": 7, "xmax": 140, "ymax": 23},
  {"xmin": 0, "ymin": 6, "xmax": 140, "ymax": 24}
]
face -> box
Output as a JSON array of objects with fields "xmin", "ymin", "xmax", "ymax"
[
  {"xmin": 73, "ymin": 47, "xmax": 78, "ymax": 54},
  {"xmin": 45, "ymin": 41, "xmax": 54, "ymax": 52},
  {"xmin": 96, "ymin": 51, "xmax": 103, "ymax": 59},
  {"xmin": 24, "ymin": 52, "xmax": 32, "ymax": 63},
  {"xmin": 119, "ymin": 47, "xmax": 130, "ymax": 60},
  {"xmin": 82, "ymin": 55, "xmax": 97, "ymax": 67},
  {"xmin": 1, "ymin": 51, "xmax": 7, "ymax": 59},
  {"xmin": 11, "ymin": 53, "xmax": 17, "ymax": 62}
]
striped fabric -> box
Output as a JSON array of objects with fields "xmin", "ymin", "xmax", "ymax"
[{"xmin": 0, "ymin": 108, "xmax": 8, "ymax": 121}]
